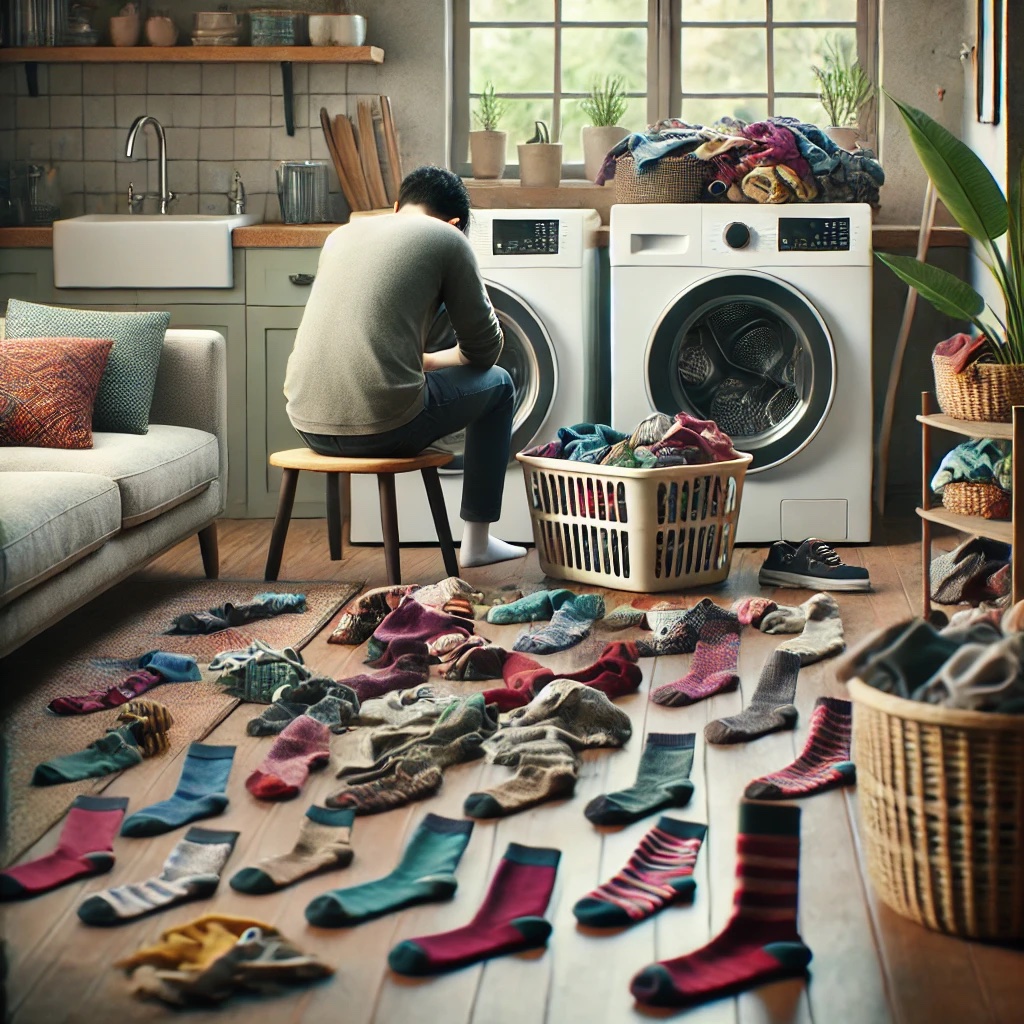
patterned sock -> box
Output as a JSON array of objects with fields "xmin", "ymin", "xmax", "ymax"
[
  {"xmin": 411, "ymin": 576, "xmax": 477, "ymax": 610},
  {"xmin": 440, "ymin": 642, "xmax": 507, "ymax": 681},
  {"xmin": 704, "ymin": 650, "xmax": 800, "ymax": 745},
  {"xmin": 115, "ymin": 700, "xmax": 174, "ymax": 758},
  {"xmin": 389, "ymin": 843, "xmax": 560, "ymax": 976},
  {"xmin": 344, "ymin": 653, "xmax": 432, "ymax": 702},
  {"xmin": 165, "ymin": 593, "xmax": 305, "ymax": 635},
  {"xmin": 630, "ymin": 803, "xmax": 811, "ymax": 1008},
  {"xmin": 584, "ymin": 734, "xmax": 695, "ymax": 826},
  {"xmin": 573, "ymin": 818, "xmax": 706, "ymax": 927},
  {"xmin": 745, "ymin": 698, "xmax": 855, "ymax": 799},
  {"xmin": 635, "ymin": 598, "xmax": 733, "ymax": 657},
  {"xmin": 777, "ymin": 594, "xmax": 845, "ymax": 665},
  {"xmin": 305, "ymin": 813, "xmax": 473, "ymax": 927},
  {"xmin": 245, "ymin": 714, "xmax": 331, "ymax": 801},
  {"xmin": 651, "ymin": 615, "xmax": 741, "ymax": 706},
  {"xmin": 247, "ymin": 701, "xmax": 307, "ymax": 737},
  {"xmin": 732, "ymin": 597, "xmax": 778, "ymax": 628},
  {"xmin": 366, "ymin": 601, "xmax": 473, "ymax": 666},
  {"xmin": 328, "ymin": 585, "xmax": 417, "ymax": 645},
  {"xmin": 759, "ymin": 602, "xmax": 807, "ymax": 634},
  {"xmin": 485, "ymin": 588, "xmax": 577, "ymax": 625},
  {"xmin": 120, "ymin": 744, "xmax": 235, "ymax": 837},
  {"xmin": 0, "ymin": 796, "xmax": 128, "ymax": 900},
  {"xmin": 77, "ymin": 827, "xmax": 238, "ymax": 926},
  {"xmin": 32, "ymin": 725, "xmax": 143, "ymax": 786},
  {"xmin": 512, "ymin": 594, "xmax": 606, "ymax": 655},
  {"xmin": 47, "ymin": 670, "xmax": 164, "ymax": 715},
  {"xmin": 230, "ymin": 807, "xmax": 355, "ymax": 894},
  {"xmin": 601, "ymin": 604, "xmax": 648, "ymax": 630}
]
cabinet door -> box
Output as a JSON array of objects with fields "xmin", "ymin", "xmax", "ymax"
[
  {"xmin": 0, "ymin": 249, "xmax": 54, "ymax": 310},
  {"xmin": 246, "ymin": 249, "xmax": 320, "ymax": 307}
]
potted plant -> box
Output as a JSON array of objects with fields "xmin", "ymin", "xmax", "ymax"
[
  {"xmin": 811, "ymin": 36, "xmax": 874, "ymax": 151},
  {"xmin": 468, "ymin": 81, "xmax": 507, "ymax": 180},
  {"xmin": 580, "ymin": 75, "xmax": 629, "ymax": 183},
  {"xmin": 877, "ymin": 95, "xmax": 1024, "ymax": 422},
  {"xmin": 518, "ymin": 120, "xmax": 562, "ymax": 188}
]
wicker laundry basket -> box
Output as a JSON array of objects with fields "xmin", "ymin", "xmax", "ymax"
[
  {"xmin": 849, "ymin": 676, "xmax": 1024, "ymax": 940},
  {"xmin": 932, "ymin": 354, "xmax": 1024, "ymax": 423},
  {"xmin": 941, "ymin": 481, "xmax": 1011, "ymax": 519},
  {"xmin": 614, "ymin": 152, "xmax": 712, "ymax": 204},
  {"xmin": 516, "ymin": 451, "xmax": 752, "ymax": 593}
]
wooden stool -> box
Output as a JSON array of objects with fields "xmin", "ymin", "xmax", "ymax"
[{"xmin": 264, "ymin": 448, "xmax": 461, "ymax": 584}]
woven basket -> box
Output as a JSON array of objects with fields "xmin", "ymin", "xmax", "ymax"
[
  {"xmin": 614, "ymin": 152, "xmax": 711, "ymax": 204},
  {"xmin": 932, "ymin": 354, "xmax": 1024, "ymax": 422},
  {"xmin": 849, "ymin": 677, "xmax": 1024, "ymax": 940},
  {"xmin": 941, "ymin": 481, "xmax": 1011, "ymax": 519}
]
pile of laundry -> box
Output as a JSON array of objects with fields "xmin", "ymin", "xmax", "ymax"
[
  {"xmin": 597, "ymin": 115, "xmax": 884, "ymax": 206},
  {"xmin": 931, "ymin": 438, "xmax": 1011, "ymax": 499},
  {"xmin": 930, "ymin": 536, "xmax": 1011, "ymax": 606}
]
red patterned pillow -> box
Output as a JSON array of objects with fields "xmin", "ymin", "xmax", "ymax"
[{"xmin": 0, "ymin": 337, "xmax": 114, "ymax": 449}]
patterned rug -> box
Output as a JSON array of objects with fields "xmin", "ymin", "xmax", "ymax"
[{"xmin": 0, "ymin": 579, "xmax": 362, "ymax": 867}]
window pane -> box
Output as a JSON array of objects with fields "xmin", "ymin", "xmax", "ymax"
[
  {"xmin": 470, "ymin": 27, "xmax": 555, "ymax": 94},
  {"xmin": 681, "ymin": 95, "xmax": 767, "ymax": 125},
  {"xmin": 470, "ymin": 0, "xmax": 553, "ymax": 23},
  {"xmin": 560, "ymin": 95, "xmax": 646, "ymax": 164},
  {"xmin": 682, "ymin": 27, "xmax": 767, "ymax": 94},
  {"xmin": 775, "ymin": 96, "xmax": 829, "ymax": 125},
  {"xmin": 682, "ymin": 0, "xmax": 765, "ymax": 22},
  {"xmin": 500, "ymin": 98, "xmax": 556, "ymax": 158},
  {"xmin": 773, "ymin": 26, "xmax": 856, "ymax": 94},
  {"xmin": 774, "ymin": 0, "xmax": 857, "ymax": 21},
  {"xmin": 561, "ymin": 27, "xmax": 647, "ymax": 94},
  {"xmin": 562, "ymin": 0, "xmax": 647, "ymax": 20}
]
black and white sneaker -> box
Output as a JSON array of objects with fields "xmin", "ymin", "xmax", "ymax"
[{"xmin": 758, "ymin": 538, "xmax": 871, "ymax": 592}]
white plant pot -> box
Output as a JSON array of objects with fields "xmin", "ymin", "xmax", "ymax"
[
  {"xmin": 824, "ymin": 125, "xmax": 861, "ymax": 152},
  {"xmin": 469, "ymin": 130, "xmax": 507, "ymax": 180},
  {"xmin": 518, "ymin": 143, "xmax": 562, "ymax": 188},
  {"xmin": 582, "ymin": 125, "xmax": 627, "ymax": 183}
]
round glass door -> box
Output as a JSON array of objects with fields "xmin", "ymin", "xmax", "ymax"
[
  {"xmin": 425, "ymin": 281, "xmax": 556, "ymax": 471},
  {"xmin": 646, "ymin": 273, "xmax": 836, "ymax": 473}
]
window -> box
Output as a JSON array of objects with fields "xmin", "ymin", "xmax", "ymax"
[{"xmin": 452, "ymin": 0, "xmax": 877, "ymax": 176}]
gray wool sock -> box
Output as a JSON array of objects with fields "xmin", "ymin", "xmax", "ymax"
[
  {"xmin": 512, "ymin": 594, "xmax": 606, "ymax": 655},
  {"xmin": 635, "ymin": 598, "xmax": 734, "ymax": 657},
  {"xmin": 601, "ymin": 604, "xmax": 649, "ymax": 630},
  {"xmin": 777, "ymin": 593, "xmax": 845, "ymax": 665},
  {"xmin": 759, "ymin": 602, "xmax": 806, "ymax": 634},
  {"xmin": 704, "ymin": 650, "xmax": 800, "ymax": 744},
  {"xmin": 247, "ymin": 702, "xmax": 306, "ymax": 737}
]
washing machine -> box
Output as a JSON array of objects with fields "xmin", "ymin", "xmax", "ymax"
[
  {"xmin": 349, "ymin": 207, "xmax": 601, "ymax": 544},
  {"xmin": 610, "ymin": 203, "xmax": 873, "ymax": 543}
]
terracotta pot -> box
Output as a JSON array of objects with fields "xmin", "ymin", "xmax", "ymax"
[
  {"xmin": 469, "ymin": 131, "xmax": 507, "ymax": 180},
  {"xmin": 145, "ymin": 16, "xmax": 178, "ymax": 47},
  {"xmin": 582, "ymin": 125, "xmax": 627, "ymax": 183},
  {"xmin": 824, "ymin": 126, "xmax": 861, "ymax": 152},
  {"xmin": 518, "ymin": 143, "xmax": 562, "ymax": 188},
  {"xmin": 109, "ymin": 14, "xmax": 141, "ymax": 47}
]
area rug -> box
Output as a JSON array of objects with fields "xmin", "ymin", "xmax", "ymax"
[{"xmin": 0, "ymin": 579, "xmax": 362, "ymax": 867}]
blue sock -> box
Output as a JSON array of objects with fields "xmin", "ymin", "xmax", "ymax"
[
  {"xmin": 512, "ymin": 594, "xmax": 606, "ymax": 655},
  {"xmin": 120, "ymin": 743, "xmax": 235, "ymax": 837},
  {"xmin": 138, "ymin": 651, "xmax": 203, "ymax": 682}
]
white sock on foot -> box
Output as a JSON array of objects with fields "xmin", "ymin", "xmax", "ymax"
[{"xmin": 460, "ymin": 522, "xmax": 526, "ymax": 568}]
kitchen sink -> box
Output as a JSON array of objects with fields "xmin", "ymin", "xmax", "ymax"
[{"xmin": 52, "ymin": 213, "xmax": 261, "ymax": 289}]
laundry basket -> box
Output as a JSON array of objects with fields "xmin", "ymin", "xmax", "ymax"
[
  {"xmin": 516, "ymin": 451, "xmax": 752, "ymax": 593},
  {"xmin": 849, "ymin": 677, "xmax": 1024, "ymax": 940}
]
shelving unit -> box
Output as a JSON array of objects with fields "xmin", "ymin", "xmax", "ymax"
[{"xmin": 917, "ymin": 392, "xmax": 1023, "ymax": 616}]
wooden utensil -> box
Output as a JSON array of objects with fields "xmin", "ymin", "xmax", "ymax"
[
  {"xmin": 319, "ymin": 105, "xmax": 361, "ymax": 212},
  {"xmin": 357, "ymin": 99, "xmax": 391, "ymax": 210},
  {"xmin": 380, "ymin": 95, "xmax": 403, "ymax": 196},
  {"xmin": 333, "ymin": 114, "xmax": 372, "ymax": 213}
]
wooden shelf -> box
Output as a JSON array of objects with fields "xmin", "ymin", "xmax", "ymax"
[
  {"xmin": 915, "ymin": 506, "xmax": 1013, "ymax": 545},
  {"xmin": 915, "ymin": 412, "xmax": 1013, "ymax": 439},
  {"xmin": 0, "ymin": 45, "xmax": 384, "ymax": 63}
]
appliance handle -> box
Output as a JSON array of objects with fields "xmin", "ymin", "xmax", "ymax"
[{"xmin": 289, "ymin": 273, "xmax": 315, "ymax": 286}]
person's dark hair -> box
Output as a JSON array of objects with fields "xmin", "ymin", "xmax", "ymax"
[{"xmin": 396, "ymin": 166, "xmax": 471, "ymax": 234}]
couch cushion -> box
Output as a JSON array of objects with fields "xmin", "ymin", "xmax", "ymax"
[
  {"xmin": 0, "ymin": 472, "xmax": 121, "ymax": 607},
  {"xmin": 0, "ymin": 425, "xmax": 218, "ymax": 528}
]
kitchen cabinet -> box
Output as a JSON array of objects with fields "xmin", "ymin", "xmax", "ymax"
[{"xmin": 0, "ymin": 248, "xmax": 53, "ymax": 307}]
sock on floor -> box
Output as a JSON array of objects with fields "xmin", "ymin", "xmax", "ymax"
[
  {"xmin": 230, "ymin": 806, "xmax": 355, "ymax": 894},
  {"xmin": 305, "ymin": 813, "xmax": 473, "ymax": 927},
  {"xmin": 600, "ymin": 604, "xmax": 649, "ymax": 630},
  {"xmin": 585, "ymin": 733, "xmax": 696, "ymax": 826},
  {"xmin": 630, "ymin": 802, "xmax": 811, "ymax": 1008},
  {"xmin": 512, "ymin": 594, "xmax": 606, "ymax": 655},
  {"xmin": 635, "ymin": 598, "xmax": 733, "ymax": 657},
  {"xmin": 328, "ymin": 585, "xmax": 417, "ymax": 646},
  {"xmin": 77, "ymin": 826, "xmax": 238, "ymax": 926},
  {"xmin": 759, "ymin": 602, "xmax": 807, "ymax": 634},
  {"xmin": 732, "ymin": 597, "xmax": 778, "ymax": 628},
  {"xmin": 120, "ymin": 744, "xmax": 235, "ymax": 837},
  {"xmin": 245, "ymin": 714, "xmax": 331, "ymax": 801},
  {"xmin": 777, "ymin": 594, "xmax": 845, "ymax": 665},
  {"xmin": 744, "ymin": 697, "xmax": 855, "ymax": 799},
  {"xmin": 651, "ymin": 615, "xmax": 741, "ymax": 706},
  {"xmin": 388, "ymin": 842, "xmax": 560, "ymax": 975},
  {"xmin": 344, "ymin": 653, "xmax": 432, "ymax": 702},
  {"xmin": 47, "ymin": 669, "xmax": 164, "ymax": 716},
  {"xmin": 0, "ymin": 796, "xmax": 128, "ymax": 900},
  {"xmin": 32, "ymin": 725, "xmax": 144, "ymax": 786},
  {"xmin": 573, "ymin": 818, "xmax": 706, "ymax": 927},
  {"xmin": 704, "ymin": 650, "xmax": 800, "ymax": 745},
  {"xmin": 246, "ymin": 701, "xmax": 309, "ymax": 737},
  {"xmin": 486, "ymin": 589, "xmax": 576, "ymax": 625},
  {"xmin": 115, "ymin": 700, "xmax": 175, "ymax": 758}
]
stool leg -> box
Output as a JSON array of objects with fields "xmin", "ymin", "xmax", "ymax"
[
  {"xmin": 265, "ymin": 467, "xmax": 299, "ymax": 582},
  {"xmin": 326, "ymin": 472, "xmax": 344, "ymax": 561},
  {"xmin": 421, "ymin": 467, "xmax": 460, "ymax": 579},
  {"xmin": 377, "ymin": 473, "xmax": 402, "ymax": 585}
]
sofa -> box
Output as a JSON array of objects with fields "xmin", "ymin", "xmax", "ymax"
[{"xmin": 0, "ymin": 328, "xmax": 227, "ymax": 659}]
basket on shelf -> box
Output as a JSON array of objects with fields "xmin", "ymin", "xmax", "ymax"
[
  {"xmin": 516, "ymin": 451, "xmax": 752, "ymax": 593},
  {"xmin": 613, "ymin": 152, "xmax": 712, "ymax": 205},
  {"xmin": 849, "ymin": 676, "xmax": 1024, "ymax": 940},
  {"xmin": 932, "ymin": 354, "xmax": 1024, "ymax": 423},
  {"xmin": 940, "ymin": 481, "xmax": 1011, "ymax": 519}
]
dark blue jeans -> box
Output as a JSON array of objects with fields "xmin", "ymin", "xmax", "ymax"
[{"xmin": 299, "ymin": 364, "xmax": 515, "ymax": 523}]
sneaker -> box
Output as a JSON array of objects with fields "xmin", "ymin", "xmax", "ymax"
[{"xmin": 758, "ymin": 538, "xmax": 871, "ymax": 592}]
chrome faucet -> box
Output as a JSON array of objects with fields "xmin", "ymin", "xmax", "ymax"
[
  {"xmin": 227, "ymin": 170, "xmax": 247, "ymax": 215},
  {"xmin": 125, "ymin": 115, "xmax": 174, "ymax": 214}
]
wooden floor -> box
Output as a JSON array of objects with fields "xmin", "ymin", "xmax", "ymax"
[{"xmin": 2, "ymin": 518, "xmax": 1022, "ymax": 1024}]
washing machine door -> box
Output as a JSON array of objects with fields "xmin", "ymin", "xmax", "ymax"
[
  {"xmin": 645, "ymin": 270, "xmax": 836, "ymax": 473},
  {"xmin": 425, "ymin": 281, "xmax": 557, "ymax": 470}
]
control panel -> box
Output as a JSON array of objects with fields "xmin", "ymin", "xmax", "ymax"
[
  {"xmin": 493, "ymin": 218, "xmax": 560, "ymax": 255},
  {"xmin": 778, "ymin": 217, "xmax": 850, "ymax": 251}
]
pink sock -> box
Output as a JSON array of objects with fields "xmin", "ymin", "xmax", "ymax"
[
  {"xmin": 345, "ymin": 652, "xmax": 432, "ymax": 701},
  {"xmin": 651, "ymin": 616, "xmax": 741, "ymax": 706},
  {"xmin": 47, "ymin": 670, "xmax": 163, "ymax": 715},
  {"xmin": 245, "ymin": 715, "xmax": 330, "ymax": 801}
]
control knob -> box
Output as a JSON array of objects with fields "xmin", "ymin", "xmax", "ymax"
[{"xmin": 724, "ymin": 222, "xmax": 751, "ymax": 249}]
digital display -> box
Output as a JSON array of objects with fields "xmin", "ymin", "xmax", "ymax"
[
  {"xmin": 779, "ymin": 217, "xmax": 850, "ymax": 251},
  {"xmin": 493, "ymin": 218, "xmax": 559, "ymax": 255}
]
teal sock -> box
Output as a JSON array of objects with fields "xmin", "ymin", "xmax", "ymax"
[
  {"xmin": 120, "ymin": 743, "xmax": 235, "ymax": 837},
  {"xmin": 32, "ymin": 726, "xmax": 143, "ymax": 786},
  {"xmin": 512, "ymin": 594, "xmax": 606, "ymax": 655},
  {"xmin": 584, "ymin": 734, "xmax": 695, "ymax": 826},
  {"xmin": 485, "ymin": 589, "xmax": 577, "ymax": 625},
  {"xmin": 305, "ymin": 813, "xmax": 473, "ymax": 927}
]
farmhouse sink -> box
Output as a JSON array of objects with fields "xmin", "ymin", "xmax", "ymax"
[{"xmin": 52, "ymin": 213, "xmax": 261, "ymax": 289}]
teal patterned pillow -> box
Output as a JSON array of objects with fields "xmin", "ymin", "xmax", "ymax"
[{"xmin": 4, "ymin": 299, "xmax": 170, "ymax": 435}]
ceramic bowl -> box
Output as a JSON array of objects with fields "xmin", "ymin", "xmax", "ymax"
[
  {"xmin": 308, "ymin": 13, "xmax": 366, "ymax": 46},
  {"xmin": 194, "ymin": 11, "xmax": 241, "ymax": 32},
  {"xmin": 145, "ymin": 15, "xmax": 178, "ymax": 46},
  {"xmin": 109, "ymin": 14, "xmax": 141, "ymax": 47}
]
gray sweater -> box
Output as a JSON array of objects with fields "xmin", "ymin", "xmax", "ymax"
[{"xmin": 284, "ymin": 214, "xmax": 503, "ymax": 436}]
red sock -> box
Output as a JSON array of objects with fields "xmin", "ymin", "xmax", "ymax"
[
  {"xmin": 388, "ymin": 842, "xmax": 560, "ymax": 975},
  {"xmin": 0, "ymin": 796, "xmax": 128, "ymax": 899},
  {"xmin": 245, "ymin": 715, "xmax": 330, "ymax": 801},
  {"xmin": 47, "ymin": 670, "xmax": 163, "ymax": 715},
  {"xmin": 651, "ymin": 617, "xmax": 741, "ymax": 707},
  {"xmin": 630, "ymin": 802, "xmax": 811, "ymax": 1008}
]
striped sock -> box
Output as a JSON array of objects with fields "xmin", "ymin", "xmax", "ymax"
[
  {"xmin": 630, "ymin": 802, "xmax": 812, "ymax": 1008},
  {"xmin": 573, "ymin": 818, "xmax": 706, "ymax": 927},
  {"xmin": 651, "ymin": 615, "xmax": 741, "ymax": 706},
  {"xmin": 744, "ymin": 697, "xmax": 855, "ymax": 799}
]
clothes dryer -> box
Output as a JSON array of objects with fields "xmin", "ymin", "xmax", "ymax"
[{"xmin": 610, "ymin": 203, "xmax": 872, "ymax": 543}]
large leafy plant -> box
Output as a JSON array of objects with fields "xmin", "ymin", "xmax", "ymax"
[{"xmin": 878, "ymin": 96, "xmax": 1023, "ymax": 364}]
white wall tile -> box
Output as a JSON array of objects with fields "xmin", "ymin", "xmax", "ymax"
[
  {"xmin": 62, "ymin": 192, "xmax": 86, "ymax": 217},
  {"xmin": 309, "ymin": 65, "xmax": 348, "ymax": 94},
  {"xmin": 234, "ymin": 127, "xmax": 272, "ymax": 160},
  {"xmin": 235, "ymin": 65, "xmax": 271, "ymax": 94},
  {"xmin": 16, "ymin": 65, "xmax": 47, "ymax": 96},
  {"xmin": 83, "ymin": 161, "xmax": 116, "ymax": 192},
  {"xmin": 16, "ymin": 129, "xmax": 50, "ymax": 160},
  {"xmin": 202, "ymin": 65, "xmax": 236, "ymax": 95},
  {"xmin": 84, "ymin": 128, "xmax": 119, "ymax": 161},
  {"xmin": 85, "ymin": 193, "xmax": 117, "ymax": 213},
  {"xmin": 82, "ymin": 65, "xmax": 115, "ymax": 95},
  {"xmin": 198, "ymin": 160, "xmax": 235, "ymax": 193},
  {"xmin": 52, "ymin": 129, "xmax": 84, "ymax": 162},
  {"xmin": 199, "ymin": 127, "xmax": 234, "ymax": 161},
  {"xmin": 168, "ymin": 160, "xmax": 199, "ymax": 193},
  {"xmin": 15, "ymin": 97, "xmax": 49, "ymax": 129},
  {"xmin": 148, "ymin": 65, "xmax": 201, "ymax": 95},
  {"xmin": 83, "ymin": 95, "xmax": 115, "ymax": 128},
  {"xmin": 49, "ymin": 65, "xmax": 83, "ymax": 95},
  {"xmin": 236, "ymin": 95, "xmax": 271, "ymax": 127},
  {"xmin": 166, "ymin": 127, "xmax": 200, "ymax": 160},
  {"xmin": 271, "ymin": 129, "xmax": 311, "ymax": 161},
  {"xmin": 115, "ymin": 95, "xmax": 147, "ymax": 130},
  {"xmin": 58, "ymin": 161, "xmax": 85, "ymax": 194},
  {"xmin": 173, "ymin": 193, "xmax": 199, "ymax": 214},
  {"xmin": 49, "ymin": 96, "xmax": 82, "ymax": 128},
  {"xmin": 174, "ymin": 96, "xmax": 202, "ymax": 128},
  {"xmin": 114, "ymin": 65, "xmax": 147, "ymax": 95},
  {"xmin": 201, "ymin": 95, "xmax": 236, "ymax": 128}
]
